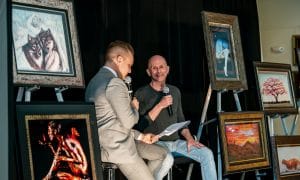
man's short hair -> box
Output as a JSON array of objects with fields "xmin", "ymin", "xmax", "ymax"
[{"xmin": 105, "ymin": 40, "xmax": 134, "ymax": 61}]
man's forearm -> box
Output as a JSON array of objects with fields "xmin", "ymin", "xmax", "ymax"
[
  {"xmin": 148, "ymin": 103, "xmax": 164, "ymax": 121},
  {"xmin": 181, "ymin": 128, "xmax": 194, "ymax": 142}
]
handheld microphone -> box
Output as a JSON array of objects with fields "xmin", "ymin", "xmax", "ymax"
[
  {"xmin": 162, "ymin": 86, "xmax": 173, "ymax": 116},
  {"xmin": 124, "ymin": 76, "xmax": 133, "ymax": 98}
]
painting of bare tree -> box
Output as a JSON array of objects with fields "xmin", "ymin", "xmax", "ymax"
[{"xmin": 254, "ymin": 62, "xmax": 298, "ymax": 114}]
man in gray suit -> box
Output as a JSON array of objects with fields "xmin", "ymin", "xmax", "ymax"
[{"xmin": 85, "ymin": 41, "xmax": 173, "ymax": 180}]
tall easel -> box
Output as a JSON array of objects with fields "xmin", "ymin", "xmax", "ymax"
[
  {"xmin": 194, "ymin": 83, "xmax": 267, "ymax": 180},
  {"xmin": 16, "ymin": 86, "xmax": 68, "ymax": 102}
]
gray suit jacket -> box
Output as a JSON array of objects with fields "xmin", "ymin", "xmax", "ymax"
[{"xmin": 85, "ymin": 67, "xmax": 141, "ymax": 163}]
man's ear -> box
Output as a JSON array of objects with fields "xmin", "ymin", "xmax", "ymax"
[
  {"xmin": 166, "ymin": 65, "xmax": 170, "ymax": 74},
  {"xmin": 146, "ymin": 69, "xmax": 151, "ymax": 76},
  {"xmin": 116, "ymin": 55, "xmax": 123, "ymax": 64}
]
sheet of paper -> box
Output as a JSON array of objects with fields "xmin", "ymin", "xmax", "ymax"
[{"xmin": 157, "ymin": 121, "xmax": 191, "ymax": 138}]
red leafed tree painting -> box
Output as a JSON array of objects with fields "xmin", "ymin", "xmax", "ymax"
[{"xmin": 262, "ymin": 77, "xmax": 287, "ymax": 103}]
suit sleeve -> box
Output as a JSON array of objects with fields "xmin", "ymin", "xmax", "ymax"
[{"xmin": 106, "ymin": 78, "xmax": 139, "ymax": 129}]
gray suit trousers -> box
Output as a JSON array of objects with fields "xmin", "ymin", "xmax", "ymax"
[{"xmin": 117, "ymin": 141, "xmax": 167, "ymax": 180}]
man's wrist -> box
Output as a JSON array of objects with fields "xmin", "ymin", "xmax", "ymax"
[{"xmin": 156, "ymin": 103, "xmax": 164, "ymax": 110}]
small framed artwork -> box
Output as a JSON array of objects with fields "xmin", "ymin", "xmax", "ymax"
[
  {"xmin": 271, "ymin": 136, "xmax": 300, "ymax": 180},
  {"xmin": 12, "ymin": 0, "xmax": 84, "ymax": 87},
  {"xmin": 218, "ymin": 111, "xmax": 270, "ymax": 174},
  {"xmin": 253, "ymin": 62, "xmax": 298, "ymax": 114},
  {"xmin": 202, "ymin": 11, "xmax": 247, "ymax": 90},
  {"xmin": 16, "ymin": 103, "xmax": 103, "ymax": 180}
]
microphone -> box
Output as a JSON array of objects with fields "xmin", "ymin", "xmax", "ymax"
[
  {"xmin": 162, "ymin": 86, "xmax": 173, "ymax": 116},
  {"xmin": 124, "ymin": 76, "xmax": 133, "ymax": 98}
]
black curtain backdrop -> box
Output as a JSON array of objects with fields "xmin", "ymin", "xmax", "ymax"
[
  {"xmin": 72, "ymin": 0, "xmax": 268, "ymax": 178},
  {"xmin": 12, "ymin": 0, "xmax": 270, "ymax": 179},
  {"xmin": 72, "ymin": 0, "xmax": 261, "ymax": 132}
]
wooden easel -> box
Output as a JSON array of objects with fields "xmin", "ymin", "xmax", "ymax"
[{"xmin": 191, "ymin": 83, "xmax": 267, "ymax": 180}]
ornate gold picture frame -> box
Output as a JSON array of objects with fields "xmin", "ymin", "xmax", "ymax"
[
  {"xmin": 218, "ymin": 111, "xmax": 270, "ymax": 174},
  {"xmin": 12, "ymin": 0, "xmax": 84, "ymax": 87},
  {"xmin": 202, "ymin": 11, "xmax": 247, "ymax": 90}
]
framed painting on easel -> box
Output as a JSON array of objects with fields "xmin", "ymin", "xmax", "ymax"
[
  {"xmin": 218, "ymin": 111, "xmax": 270, "ymax": 174},
  {"xmin": 12, "ymin": 0, "xmax": 84, "ymax": 88},
  {"xmin": 271, "ymin": 136, "xmax": 300, "ymax": 180},
  {"xmin": 253, "ymin": 62, "xmax": 298, "ymax": 114},
  {"xmin": 202, "ymin": 11, "xmax": 247, "ymax": 90},
  {"xmin": 16, "ymin": 103, "xmax": 103, "ymax": 180}
]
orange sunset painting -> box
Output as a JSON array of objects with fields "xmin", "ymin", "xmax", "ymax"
[{"xmin": 225, "ymin": 122, "xmax": 263, "ymax": 162}]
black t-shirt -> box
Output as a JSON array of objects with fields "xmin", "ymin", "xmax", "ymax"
[{"xmin": 134, "ymin": 84, "xmax": 185, "ymax": 141}]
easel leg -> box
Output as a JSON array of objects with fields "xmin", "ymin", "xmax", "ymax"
[
  {"xmin": 55, "ymin": 86, "xmax": 68, "ymax": 102},
  {"xmin": 240, "ymin": 172, "xmax": 245, "ymax": 180},
  {"xmin": 16, "ymin": 87, "xmax": 24, "ymax": 102},
  {"xmin": 217, "ymin": 90, "xmax": 226, "ymax": 180},
  {"xmin": 279, "ymin": 115, "xmax": 289, "ymax": 135},
  {"xmin": 196, "ymin": 84, "xmax": 212, "ymax": 139},
  {"xmin": 186, "ymin": 163, "xmax": 194, "ymax": 180},
  {"xmin": 268, "ymin": 115, "xmax": 278, "ymax": 180},
  {"xmin": 217, "ymin": 132, "xmax": 222, "ymax": 180},
  {"xmin": 290, "ymin": 114, "xmax": 298, "ymax": 135},
  {"xmin": 233, "ymin": 90, "xmax": 242, "ymax": 112},
  {"xmin": 24, "ymin": 86, "xmax": 40, "ymax": 102},
  {"xmin": 255, "ymin": 169, "xmax": 266, "ymax": 180}
]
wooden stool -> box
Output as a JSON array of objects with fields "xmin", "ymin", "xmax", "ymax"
[{"xmin": 102, "ymin": 162, "xmax": 118, "ymax": 180}]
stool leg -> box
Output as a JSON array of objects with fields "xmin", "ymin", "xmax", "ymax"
[
  {"xmin": 167, "ymin": 167, "xmax": 172, "ymax": 180},
  {"xmin": 186, "ymin": 163, "xmax": 194, "ymax": 180},
  {"xmin": 108, "ymin": 168, "xmax": 115, "ymax": 180}
]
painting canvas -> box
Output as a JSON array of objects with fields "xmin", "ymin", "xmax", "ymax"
[
  {"xmin": 16, "ymin": 103, "xmax": 103, "ymax": 180},
  {"xmin": 254, "ymin": 62, "xmax": 298, "ymax": 114},
  {"xmin": 202, "ymin": 11, "xmax": 247, "ymax": 90},
  {"xmin": 271, "ymin": 136, "xmax": 300, "ymax": 180},
  {"xmin": 212, "ymin": 26, "xmax": 237, "ymax": 79},
  {"xmin": 218, "ymin": 111, "xmax": 270, "ymax": 174},
  {"xmin": 12, "ymin": 0, "xmax": 84, "ymax": 87}
]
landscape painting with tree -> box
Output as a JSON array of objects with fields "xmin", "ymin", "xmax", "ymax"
[
  {"xmin": 254, "ymin": 62, "xmax": 298, "ymax": 114},
  {"xmin": 218, "ymin": 111, "xmax": 270, "ymax": 174}
]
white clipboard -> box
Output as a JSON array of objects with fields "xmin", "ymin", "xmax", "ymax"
[{"xmin": 157, "ymin": 121, "xmax": 191, "ymax": 138}]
